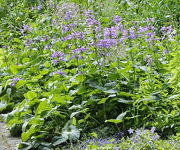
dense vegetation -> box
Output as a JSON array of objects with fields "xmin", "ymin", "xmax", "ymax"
[{"xmin": 0, "ymin": 0, "xmax": 180, "ymax": 149}]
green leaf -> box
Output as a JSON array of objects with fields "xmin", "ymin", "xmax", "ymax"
[
  {"xmin": 32, "ymin": 75, "xmax": 43, "ymax": 81},
  {"xmin": 117, "ymin": 98, "xmax": 132, "ymax": 104},
  {"xmin": 6, "ymin": 88, "xmax": 11, "ymax": 98},
  {"xmin": 25, "ymin": 91, "xmax": 37, "ymax": 100},
  {"xmin": 104, "ymin": 89, "xmax": 118, "ymax": 94},
  {"xmin": 62, "ymin": 125, "xmax": 80, "ymax": 141},
  {"xmin": 116, "ymin": 112, "xmax": 127, "ymax": 120},
  {"xmin": 105, "ymin": 112, "xmax": 127, "ymax": 124},
  {"xmin": 0, "ymin": 86, "xmax": 2, "ymax": 94},
  {"xmin": 10, "ymin": 65, "xmax": 19, "ymax": 74},
  {"xmin": 105, "ymin": 119, "xmax": 122, "ymax": 124},
  {"xmin": 98, "ymin": 97, "xmax": 108, "ymax": 104},
  {"xmin": 51, "ymin": 94, "xmax": 66, "ymax": 104},
  {"xmin": 53, "ymin": 136, "xmax": 68, "ymax": 146},
  {"xmin": 44, "ymin": 61, "xmax": 51, "ymax": 68},
  {"xmin": 22, "ymin": 126, "xmax": 36, "ymax": 142},
  {"xmin": 91, "ymin": 132, "xmax": 98, "ymax": 139},
  {"xmin": 22, "ymin": 58, "xmax": 30, "ymax": 64},
  {"xmin": 16, "ymin": 80, "xmax": 26, "ymax": 89},
  {"xmin": 35, "ymin": 100, "xmax": 51, "ymax": 116}
]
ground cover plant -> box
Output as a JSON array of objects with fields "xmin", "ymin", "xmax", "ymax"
[{"xmin": 0, "ymin": 0, "xmax": 180, "ymax": 149}]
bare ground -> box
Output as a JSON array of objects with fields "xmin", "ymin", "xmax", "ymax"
[{"xmin": 0, "ymin": 122, "xmax": 21, "ymax": 150}]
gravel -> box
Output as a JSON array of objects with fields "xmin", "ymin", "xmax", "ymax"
[{"xmin": 0, "ymin": 122, "xmax": 21, "ymax": 150}]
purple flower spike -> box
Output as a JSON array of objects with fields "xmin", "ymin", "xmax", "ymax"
[{"xmin": 128, "ymin": 128, "xmax": 134, "ymax": 134}]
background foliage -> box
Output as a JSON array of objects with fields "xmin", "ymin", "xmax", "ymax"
[{"xmin": 0, "ymin": 0, "xmax": 179, "ymax": 149}]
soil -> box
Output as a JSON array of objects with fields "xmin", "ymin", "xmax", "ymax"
[{"xmin": 0, "ymin": 122, "xmax": 21, "ymax": 150}]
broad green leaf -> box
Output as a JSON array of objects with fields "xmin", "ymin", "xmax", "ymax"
[
  {"xmin": 25, "ymin": 91, "xmax": 37, "ymax": 100},
  {"xmin": 40, "ymin": 70, "xmax": 49, "ymax": 75},
  {"xmin": 70, "ymin": 111, "xmax": 80, "ymax": 118},
  {"xmin": 53, "ymin": 136, "xmax": 68, "ymax": 146},
  {"xmin": 62, "ymin": 125, "xmax": 80, "ymax": 141},
  {"xmin": 22, "ymin": 125, "xmax": 36, "ymax": 142},
  {"xmin": 10, "ymin": 65, "xmax": 19, "ymax": 74},
  {"xmin": 0, "ymin": 100, "xmax": 7, "ymax": 109},
  {"xmin": 32, "ymin": 75, "xmax": 43, "ymax": 81},
  {"xmin": 72, "ymin": 117, "xmax": 76, "ymax": 125},
  {"xmin": 91, "ymin": 132, "xmax": 98, "ymax": 139},
  {"xmin": 117, "ymin": 98, "xmax": 132, "ymax": 104},
  {"xmin": 104, "ymin": 82, "xmax": 117, "ymax": 88},
  {"xmin": 51, "ymin": 94, "xmax": 66, "ymax": 104},
  {"xmin": 116, "ymin": 112, "xmax": 127, "ymax": 120},
  {"xmin": 44, "ymin": 61, "xmax": 51, "ymax": 68},
  {"xmin": 16, "ymin": 80, "xmax": 26, "ymax": 89},
  {"xmin": 22, "ymin": 58, "xmax": 30, "ymax": 63},
  {"xmin": 104, "ymin": 89, "xmax": 118, "ymax": 94},
  {"xmin": 35, "ymin": 100, "xmax": 51, "ymax": 116}
]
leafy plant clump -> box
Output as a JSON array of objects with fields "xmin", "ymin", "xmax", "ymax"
[{"xmin": 0, "ymin": 0, "xmax": 179, "ymax": 149}]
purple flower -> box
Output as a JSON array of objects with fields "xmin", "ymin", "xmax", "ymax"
[
  {"xmin": 71, "ymin": 55, "xmax": 76, "ymax": 59},
  {"xmin": 52, "ymin": 60, "xmax": 58, "ymax": 65},
  {"xmin": 128, "ymin": 128, "xmax": 134, "ymax": 134},
  {"xmin": 21, "ymin": 24, "xmax": 32, "ymax": 34},
  {"xmin": 85, "ymin": 10, "xmax": 92, "ymax": 17},
  {"xmin": 77, "ymin": 71, "xmax": 83, "ymax": 75},
  {"xmin": 80, "ymin": 46, "xmax": 88, "ymax": 52},
  {"xmin": 152, "ymin": 134, "xmax": 159, "ymax": 140},
  {"xmin": 97, "ymin": 33, "xmax": 102, "ymax": 39},
  {"xmin": 145, "ymin": 56, "xmax": 152, "ymax": 65},
  {"xmin": 150, "ymin": 126, "xmax": 156, "ymax": 133},
  {"xmin": 120, "ymin": 29, "xmax": 128, "ymax": 42},
  {"xmin": 28, "ymin": 27, "xmax": 32, "ymax": 32},
  {"xmin": 111, "ymin": 26, "xmax": 119, "ymax": 38},
  {"xmin": 9, "ymin": 82, "xmax": 16, "ymax": 87},
  {"xmin": 95, "ymin": 26, "xmax": 101, "ymax": 32},
  {"xmin": 31, "ymin": 7, "xmax": 35, "ymax": 11},
  {"xmin": 37, "ymin": 5, "xmax": 42, "ymax": 10},
  {"xmin": 55, "ymin": 70, "xmax": 66, "ymax": 75},
  {"xmin": 104, "ymin": 28, "xmax": 111, "ymax": 39},
  {"xmin": 10, "ymin": 78, "xmax": 22, "ymax": 87},
  {"xmin": 52, "ymin": 19, "xmax": 56, "ymax": 26},
  {"xmin": 65, "ymin": 11, "xmax": 73, "ymax": 21},
  {"xmin": 147, "ymin": 17, "xmax": 155, "ymax": 22},
  {"xmin": 129, "ymin": 26, "xmax": 136, "ymax": 39},
  {"xmin": 61, "ymin": 24, "xmax": 69, "ymax": 33},
  {"xmin": 136, "ymin": 129, "xmax": 141, "ymax": 135},
  {"xmin": 88, "ymin": 42, "xmax": 94, "ymax": 46},
  {"xmin": 114, "ymin": 15, "xmax": 122, "ymax": 24},
  {"xmin": 163, "ymin": 49, "xmax": 169, "ymax": 54},
  {"xmin": 78, "ymin": 55, "xmax": 82, "ymax": 60},
  {"xmin": 97, "ymin": 39, "xmax": 117, "ymax": 49}
]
